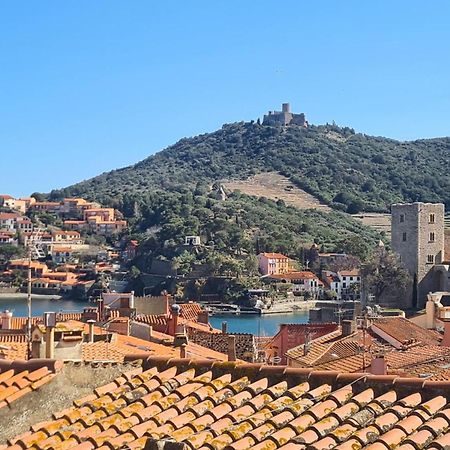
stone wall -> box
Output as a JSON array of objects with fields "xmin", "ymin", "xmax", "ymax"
[
  {"xmin": 445, "ymin": 229, "xmax": 450, "ymax": 261},
  {"xmin": 391, "ymin": 202, "xmax": 445, "ymax": 309}
]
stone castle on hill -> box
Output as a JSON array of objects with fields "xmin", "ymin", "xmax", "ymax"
[{"xmin": 262, "ymin": 103, "xmax": 308, "ymax": 127}]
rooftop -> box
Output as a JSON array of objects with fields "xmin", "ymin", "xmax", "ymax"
[
  {"xmin": 0, "ymin": 360, "xmax": 60, "ymax": 410},
  {"xmin": 286, "ymin": 317, "xmax": 447, "ymax": 377},
  {"xmin": 269, "ymin": 271, "xmax": 319, "ymax": 280},
  {"xmin": 2, "ymin": 356, "xmax": 450, "ymax": 450},
  {"xmin": 259, "ymin": 252, "xmax": 289, "ymax": 259}
]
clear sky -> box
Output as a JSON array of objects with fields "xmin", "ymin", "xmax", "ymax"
[{"xmin": 1, "ymin": 1, "xmax": 450, "ymax": 197}]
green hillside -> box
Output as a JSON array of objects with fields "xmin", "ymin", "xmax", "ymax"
[
  {"xmin": 51, "ymin": 122, "xmax": 450, "ymax": 212},
  {"xmin": 46, "ymin": 121, "xmax": 450, "ymax": 262}
]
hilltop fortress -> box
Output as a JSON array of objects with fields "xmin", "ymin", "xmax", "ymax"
[{"xmin": 262, "ymin": 103, "xmax": 308, "ymax": 127}]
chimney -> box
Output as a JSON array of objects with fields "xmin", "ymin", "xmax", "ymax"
[
  {"xmin": 180, "ymin": 343, "xmax": 187, "ymax": 358},
  {"xmin": 43, "ymin": 311, "xmax": 57, "ymax": 360},
  {"xmin": 168, "ymin": 304, "xmax": 180, "ymax": 336},
  {"xmin": 45, "ymin": 326, "xmax": 55, "ymax": 359},
  {"xmin": 222, "ymin": 321, "xmax": 228, "ymax": 334},
  {"xmin": 129, "ymin": 291, "xmax": 135, "ymax": 309},
  {"xmin": 197, "ymin": 310, "xmax": 209, "ymax": 324},
  {"xmin": 148, "ymin": 325, "xmax": 153, "ymax": 340},
  {"xmin": 1, "ymin": 310, "xmax": 12, "ymax": 330},
  {"xmin": 87, "ymin": 320, "xmax": 95, "ymax": 343},
  {"xmin": 227, "ymin": 335, "xmax": 236, "ymax": 362},
  {"xmin": 442, "ymin": 320, "xmax": 450, "ymax": 347},
  {"xmin": 173, "ymin": 327, "xmax": 188, "ymax": 347},
  {"xmin": 304, "ymin": 332, "xmax": 311, "ymax": 356},
  {"xmin": 98, "ymin": 298, "xmax": 104, "ymax": 321},
  {"xmin": 426, "ymin": 293, "xmax": 438, "ymax": 329},
  {"xmin": 370, "ymin": 355, "xmax": 387, "ymax": 375},
  {"xmin": 341, "ymin": 320, "xmax": 355, "ymax": 337}
]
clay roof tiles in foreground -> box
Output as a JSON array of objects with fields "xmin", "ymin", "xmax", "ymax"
[
  {"xmin": 2, "ymin": 357, "xmax": 450, "ymax": 450},
  {"xmin": 0, "ymin": 360, "xmax": 60, "ymax": 410}
]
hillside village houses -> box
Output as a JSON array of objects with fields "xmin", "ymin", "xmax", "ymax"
[
  {"xmin": 0, "ymin": 194, "xmax": 129, "ymax": 297},
  {"xmin": 0, "ymin": 194, "xmax": 127, "ymax": 238},
  {"xmin": 258, "ymin": 251, "xmax": 361, "ymax": 301}
]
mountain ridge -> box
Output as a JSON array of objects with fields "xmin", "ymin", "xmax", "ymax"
[{"xmin": 49, "ymin": 121, "xmax": 450, "ymax": 213}]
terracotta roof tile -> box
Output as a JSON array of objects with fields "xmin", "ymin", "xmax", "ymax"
[
  {"xmin": 0, "ymin": 361, "xmax": 56, "ymax": 410},
  {"xmin": 3, "ymin": 358, "xmax": 450, "ymax": 449}
]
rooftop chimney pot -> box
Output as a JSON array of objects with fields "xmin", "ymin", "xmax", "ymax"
[{"xmin": 227, "ymin": 335, "xmax": 237, "ymax": 362}]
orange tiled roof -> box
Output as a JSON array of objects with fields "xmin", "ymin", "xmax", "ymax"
[
  {"xmin": 0, "ymin": 360, "xmax": 60, "ymax": 409},
  {"xmin": 8, "ymin": 259, "xmax": 47, "ymax": 270},
  {"xmin": 339, "ymin": 269, "xmax": 361, "ymax": 277},
  {"xmin": 80, "ymin": 332, "xmax": 230, "ymax": 363},
  {"xmin": 179, "ymin": 302, "xmax": 204, "ymax": 321},
  {"xmin": 3, "ymin": 313, "xmax": 82, "ymax": 331},
  {"xmin": 0, "ymin": 212, "xmax": 21, "ymax": 220},
  {"xmin": 135, "ymin": 314, "xmax": 220, "ymax": 335},
  {"xmin": 371, "ymin": 317, "xmax": 442, "ymax": 347},
  {"xmin": 259, "ymin": 252, "xmax": 289, "ymax": 259},
  {"xmin": 3, "ymin": 357, "xmax": 450, "ymax": 450},
  {"xmin": 286, "ymin": 319, "xmax": 450, "ymax": 378},
  {"xmin": 269, "ymin": 271, "xmax": 319, "ymax": 280}
]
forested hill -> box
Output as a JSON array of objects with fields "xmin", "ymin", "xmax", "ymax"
[{"xmin": 51, "ymin": 122, "xmax": 450, "ymax": 213}]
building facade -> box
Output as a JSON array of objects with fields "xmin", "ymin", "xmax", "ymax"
[
  {"xmin": 258, "ymin": 252, "xmax": 291, "ymax": 275},
  {"xmin": 391, "ymin": 202, "xmax": 445, "ymax": 309}
]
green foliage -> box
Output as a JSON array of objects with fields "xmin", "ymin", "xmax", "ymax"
[
  {"xmin": 173, "ymin": 251, "xmax": 197, "ymax": 276},
  {"xmin": 336, "ymin": 235, "xmax": 372, "ymax": 261},
  {"xmin": 129, "ymin": 265, "xmax": 141, "ymax": 279},
  {"xmin": 49, "ymin": 122, "xmax": 450, "ymax": 211},
  {"xmin": 0, "ymin": 245, "xmax": 24, "ymax": 261},
  {"xmin": 43, "ymin": 120, "xmax": 450, "ymax": 265},
  {"xmin": 362, "ymin": 247, "xmax": 411, "ymax": 305}
]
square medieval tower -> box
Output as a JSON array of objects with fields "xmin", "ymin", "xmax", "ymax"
[{"xmin": 391, "ymin": 202, "xmax": 445, "ymax": 309}]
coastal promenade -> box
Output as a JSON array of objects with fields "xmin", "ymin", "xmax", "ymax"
[{"xmin": 261, "ymin": 297, "xmax": 317, "ymax": 314}]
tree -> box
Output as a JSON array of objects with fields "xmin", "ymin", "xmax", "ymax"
[
  {"xmin": 0, "ymin": 245, "xmax": 24, "ymax": 261},
  {"xmin": 328, "ymin": 254, "xmax": 361, "ymax": 272},
  {"xmin": 129, "ymin": 265, "xmax": 141, "ymax": 280},
  {"xmin": 337, "ymin": 235, "xmax": 372, "ymax": 262},
  {"xmin": 362, "ymin": 248, "xmax": 411, "ymax": 306},
  {"xmin": 243, "ymin": 255, "xmax": 259, "ymax": 276},
  {"xmin": 173, "ymin": 251, "xmax": 196, "ymax": 276}
]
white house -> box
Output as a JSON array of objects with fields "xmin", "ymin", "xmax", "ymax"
[
  {"xmin": 268, "ymin": 271, "xmax": 323, "ymax": 298},
  {"xmin": 338, "ymin": 269, "xmax": 361, "ymax": 300}
]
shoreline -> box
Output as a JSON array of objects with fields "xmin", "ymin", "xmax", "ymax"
[{"xmin": 0, "ymin": 293, "xmax": 63, "ymax": 300}]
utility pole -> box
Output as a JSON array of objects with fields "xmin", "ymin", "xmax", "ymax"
[
  {"xmin": 26, "ymin": 244, "xmax": 32, "ymax": 360},
  {"xmin": 25, "ymin": 227, "xmax": 45, "ymax": 360}
]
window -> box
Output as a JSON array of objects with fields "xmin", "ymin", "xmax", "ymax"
[
  {"xmin": 429, "ymin": 213, "xmax": 435, "ymax": 224},
  {"xmin": 400, "ymin": 214, "xmax": 405, "ymax": 223},
  {"xmin": 427, "ymin": 254, "xmax": 435, "ymax": 264},
  {"xmin": 430, "ymin": 232, "xmax": 435, "ymax": 243},
  {"xmin": 402, "ymin": 232, "xmax": 407, "ymax": 242}
]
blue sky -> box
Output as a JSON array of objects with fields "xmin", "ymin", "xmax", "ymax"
[{"xmin": 1, "ymin": 1, "xmax": 450, "ymax": 197}]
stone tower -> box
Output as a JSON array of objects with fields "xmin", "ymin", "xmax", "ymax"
[{"xmin": 391, "ymin": 202, "xmax": 445, "ymax": 309}]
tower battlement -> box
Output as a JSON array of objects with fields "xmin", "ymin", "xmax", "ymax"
[{"xmin": 262, "ymin": 103, "xmax": 308, "ymax": 127}]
